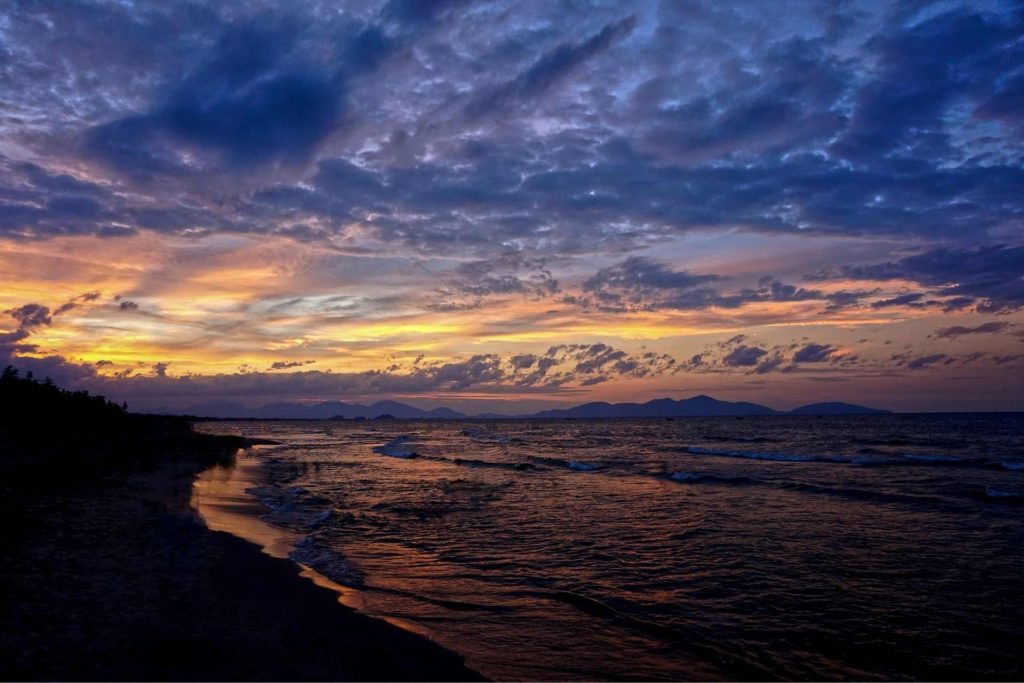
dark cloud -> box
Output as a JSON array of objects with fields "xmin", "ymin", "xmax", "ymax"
[
  {"xmin": 432, "ymin": 254, "xmax": 559, "ymax": 310},
  {"xmin": 871, "ymin": 293, "xmax": 926, "ymax": 309},
  {"xmin": 753, "ymin": 354, "xmax": 786, "ymax": 375},
  {"xmin": 579, "ymin": 258, "xmax": 843, "ymax": 313},
  {"xmin": 792, "ymin": 343, "xmax": 838, "ymax": 363},
  {"xmin": 0, "ymin": 1, "xmax": 1016, "ymax": 255},
  {"xmin": 831, "ymin": 8, "xmax": 1023, "ymax": 162},
  {"xmin": 905, "ymin": 354, "xmax": 950, "ymax": 370},
  {"xmin": 269, "ymin": 360, "xmax": 316, "ymax": 370},
  {"xmin": 464, "ymin": 16, "xmax": 637, "ymax": 120},
  {"xmin": 723, "ymin": 345, "xmax": 767, "ymax": 367},
  {"xmin": 584, "ymin": 257, "xmax": 722, "ymax": 292},
  {"xmin": 934, "ymin": 322, "xmax": 1011, "ymax": 339},
  {"xmin": 821, "ymin": 245, "xmax": 1024, "ymax": 312},
  {"xmin": 6, "ymin": 304, "xmax": 52, "ymax": 329},
  {"xmin": 83, "ymin": 16, "xmax": 395, "ymax": 176},
  {"xmin": 53, "ymin": 291, "xmax": 103, "ymax": 316}
]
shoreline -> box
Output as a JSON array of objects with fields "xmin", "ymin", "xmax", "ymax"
[
  {"xmin": 2, "ymin": 436, "xmax": 482, "ymax": 681},
  {"xmin": 191, "ymin": 447, "xmax": 374, "ymax": 616},
  {"xmin": 191, "ymin": 448, "xmax": 451, "ymax": 645}
]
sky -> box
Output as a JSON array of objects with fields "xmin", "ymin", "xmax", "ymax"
[{"xmin": 0, "ymin": 0, "xmax": 1022, "ymax": 414}]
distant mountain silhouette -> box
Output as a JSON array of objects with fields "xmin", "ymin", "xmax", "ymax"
[
  {"xmin": 529, "ymin": 395, "xmax": 779, "ymax": 418},
  {"xmin": 788, "ymin": 402, "xmax": 890, "ymax": 415},
  {"xmin": 184, "ymin": 399, "xmax": 469, "ymax": 420},
  {"xmin": 182, "ymin": 394, "xmax": 889, "ymax": 419}
]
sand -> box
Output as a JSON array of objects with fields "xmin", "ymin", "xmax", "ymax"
[{"xmin": 0, "ymin": 442, "xmax": 482, "ymax": 681}]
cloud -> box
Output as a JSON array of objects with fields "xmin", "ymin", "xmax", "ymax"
[
  {"xmin": 821, "ymin": 245, "xmax": 1024, "ymax": 312},
  {"xmin": 0, "ymin": 329, "xmax": 680, "ymax": 405},
  {"xmin": 723, "ymin": 345, "xmax": 768, "ymax": 367},
  {"xmin": 831, "ymin": 8, "xmax": 1022, "ymax": 162},
  {"xmin": 792, "ymin": 343, "xmax": 838, "ymax": 363},
  {"xmin": 6, "ymin": 303, "xmax": 52, "ymax": 329},
  {"xmin": 934, "ymin": 322, "xmax": 1011, "ymax": 339},
  {"xmin": 464, "ymin": 16, "xmax": 637, "ymax": 120},
  {"xmin": 0, "ymin": 1, "xmax": 1016, "ymax": 255},
  {"xmin": 431, "ymin": 254, "xmax": 559, "ymax": 310},
  {"xmin": 269, "ymin": 360, "xmax": 316, "ymax": 370},
  {"xmin": 579, "ymin": 258, "xmax": 843, "ymax": 313},
  {"xmin": 752, "ymin": 355, "xmax": 785, "ymax": 375},
  {"xmin": 905, "ymin": 354, "xmax": 950, "ymax": 370},
  {"xmin": 870, "ymin": 293, "xmax": 925, "ymax": 309},
  {"xmin": 84, "ymin": 18, "xmax": 394, "ymax": 175}
]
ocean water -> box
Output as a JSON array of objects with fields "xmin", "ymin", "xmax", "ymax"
[{"xmin": 198, "ymin": 415, "xmax": 1024, "ymax": 680}]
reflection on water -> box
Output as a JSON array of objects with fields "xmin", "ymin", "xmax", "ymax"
[
  {"xmin": 192, "ymin": 447, "xmax": 299, "ymax": 560},
  {"xmin": 198, "ymin": 415, "xmax": 1024, "ymax": 681}
]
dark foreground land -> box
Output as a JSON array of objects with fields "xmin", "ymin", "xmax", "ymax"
[{"xmin": 0, "ymin": 370, "xmax": 480, "ymax": 681}]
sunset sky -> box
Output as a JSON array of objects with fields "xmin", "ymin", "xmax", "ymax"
[{"xmin": 1, "ymin": 0, "xmax": 1022, "ymax": 413}]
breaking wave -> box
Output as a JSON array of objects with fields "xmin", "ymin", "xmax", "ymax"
[{"xmin": 373, "ymin": 436, "xmax": 418, "ymax": 458}]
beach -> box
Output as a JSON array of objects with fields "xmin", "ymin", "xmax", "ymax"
[{"xmin": 1, "ymin": 432, "xmax": 481, "ymax": 681}]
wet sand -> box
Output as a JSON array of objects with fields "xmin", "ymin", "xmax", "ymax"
[
  {"xmin": 192, "ymin": 448, "xmax": 374, "ymax": 616},
  {"xmin": 1, "ymin": 443, "xmax": 482, "ymax": 681}
]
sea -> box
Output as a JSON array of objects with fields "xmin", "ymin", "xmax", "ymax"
[{"xmin": 196, "ymin": 414, "xmax": 1024, "ymax": 681}]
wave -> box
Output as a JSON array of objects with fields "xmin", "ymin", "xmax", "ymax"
[
  {"xmin": 542, "ymin": 590, "xmax": 681, "ymax": 641},
  {"xmin": 525, "ymin": 455, "xmax": 566, "ymax": 467},
  {"xmin": 539, "ymin": 588, "xmax": 776, "ymax": 677},
  {"xmin": 289, "ymin": 536, "xmax": 365, "ymax": 588},
  {"xmin": 852, "ymin": 436, "xmax": 971, "ymax": 449},
  {"xmin": 245, "ymin": 483, "xmax": 337, "ymax": 531},
  {"xmin": 858, "ymin": 454, "xmax": 992, "ymax": 469},
  {"xmin": 684, "ymin": 446, "xmax": 829, "ymax": 462},
  {"xmin": 684, "ymin": 446, "xmax": 995, "ymax": 470},
  {"xmin": 1001, "ymin": 461, "xmax": 1024, "ymax": 471},
  {"xmin": 778, "ymin": 481, "xmax": 966, "ymax": 509},
  {"xmin": 665, "ymin": 469, "xmax": 983, "ymax": 511},
  {"xmin": 700, "ymin": 434, "xmax": 776, "ymax": 443},
  {"xmin": 523, "ymin": 455, "xmax": 604, "ymax": 471},
  {"xmin": 984, "ymin": 487, "xmax": 1024, "ymax": 502},
  {"xmin": 426, "ymin": 451, "xmax": 603, "ymax": 473},
  {"xmin": 667, "ymin": 471, "xmax": 757, "ymax": 487},
  {"xmin": 458, "ymin": 428, "xmax": 515, "ymax": 444},
  {"xmin": 373, "ymin": 436, "xmax": 418, "ymax": 458},
  {"xmin": 900, "ymin": 453, "xmax": 965, "ymax": 463},
  {"xmin": 450, "ymin": 457, "xmax": 537, "ymax": 471}
]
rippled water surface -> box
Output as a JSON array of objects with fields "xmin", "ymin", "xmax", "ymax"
[{"xmin": 199, "ymin": 415, "xmax": 1024, "ymax": 680}]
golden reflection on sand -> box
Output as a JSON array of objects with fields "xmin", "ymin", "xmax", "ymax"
[
  {"xmin": 191, "ymin": 448, "xmax": 443, "ymax": 642},
  {"xmin": 191, "ymin": 448, "xmax": 298, "ymax": 559}
]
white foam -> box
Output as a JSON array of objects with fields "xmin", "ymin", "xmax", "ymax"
[{"xmin": 567, "ymin": 460, "xmax": 598, "ymax": 471}]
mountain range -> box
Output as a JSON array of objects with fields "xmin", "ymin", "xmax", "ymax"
[{"xmin": 179, "ymin": 395, "xmax": 889, "ymax": 419}]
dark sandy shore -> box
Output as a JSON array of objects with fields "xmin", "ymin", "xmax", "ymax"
[{"xmin": 1, "ymin": 436, "xmax": 482, "ymax": 681}]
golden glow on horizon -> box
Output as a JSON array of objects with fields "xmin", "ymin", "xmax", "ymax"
[{"xmin": 3, "ymin": 233, "xmax": 1020, "ymax": 397}]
